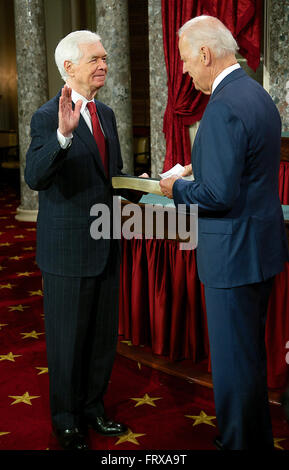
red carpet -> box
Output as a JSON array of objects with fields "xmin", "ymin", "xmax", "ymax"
[{"xmin": 1, "ymin": 181, "xmax": 289, "ymax": 452}]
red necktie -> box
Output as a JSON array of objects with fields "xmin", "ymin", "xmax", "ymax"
[{"xmin": 86, "ymin": 101, "xmax": 108, "ymax": 176}]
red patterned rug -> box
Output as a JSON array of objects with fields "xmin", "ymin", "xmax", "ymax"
[{"xmin": 1, "ymin": 181, "xmax": 289, "ymax": 453}]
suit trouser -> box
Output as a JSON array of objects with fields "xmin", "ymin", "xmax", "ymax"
[
  {"xmin": 204, "ymin": 278, "xmax": 274, "ymax": 450},
  {"xmin": 42, "ymin": 243, "xmax": 120, "ymax": 430}
]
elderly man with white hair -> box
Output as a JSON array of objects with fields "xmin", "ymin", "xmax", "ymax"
[
  {"xmin": 160, "ymin": 15, "xmax": 288, "ymax": 450},
  {"xmin": 25, "ymin": 30, "xmax": 133, "ymax": 450}
]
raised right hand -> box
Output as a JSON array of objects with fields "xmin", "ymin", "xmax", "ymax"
[{"xmin": 58, "ymin": 85, "xmax": 82, "ymax": 137}]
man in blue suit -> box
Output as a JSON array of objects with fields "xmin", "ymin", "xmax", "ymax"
[
  {"xmin": 160, "ymin": 16, "xmax": 289, "ymax": 450},
  {"xmin": 25, "ymin": 31, "xmax": 142, "ymax": 450}
]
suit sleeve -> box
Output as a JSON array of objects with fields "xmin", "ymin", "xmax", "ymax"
[
  {"xmin": 173, "ymin": 101, "xmax": 248, "ymax": 212},
  {"xmin": 25, "ymin": 109, "xmax": 69, "ymax": 191}
]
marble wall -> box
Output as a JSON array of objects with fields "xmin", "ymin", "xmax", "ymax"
[
  {"xmin": 95, "ymin": 0, "xmax": 134, "ymax": 174},
  {"xmin": 14, "ymin": 0, "xmax": 49, "ymax": 219},
  {"xmin": 148, "ymin": 0, "xmax": 167, "ymax": 178},
  {"xmin": 265, "ymin": 0, "xmax": 289, "ymax": 134}
]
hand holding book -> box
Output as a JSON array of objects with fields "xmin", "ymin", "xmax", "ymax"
[{"xmin": 111, "ymin": 164, "xmax": 194, "ymax": 197}]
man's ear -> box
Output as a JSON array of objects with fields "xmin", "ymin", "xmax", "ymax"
[
  {"xmin": 200, "ymin": 46, "xmax": 211, "ymax": 65},
  {"xmin": 64, "ymin": 60, "xmax": 74, "ymax": 77}
]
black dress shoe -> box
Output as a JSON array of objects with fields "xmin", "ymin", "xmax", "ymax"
[
  {"xmin": 214, "ymin": 436, "xmax": 225, "ymax": 450},
  {"xmin": 53, "ymin": 426, "xmax": 89, "ymax": 450},
  {"xmin": 88, "ymin": 416, "xmax": 128, "ymax": 436}
]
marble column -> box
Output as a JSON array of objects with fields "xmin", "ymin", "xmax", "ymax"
[
  {"xmin": 264, "ymin": 0, "xmax": 289, "ymax": 133},
  {"xmin": 148, "ymin": 0, "xmax": 167, "ymax": 177},
  {"xmin": 95, "ymin": 0, "xmax": 134, "ymax": 174},
  {"xmin": 14, "ymin": 0, "xmax": 49, "ymax": 222}
]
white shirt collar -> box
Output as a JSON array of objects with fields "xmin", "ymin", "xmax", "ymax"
[
  {"xmin": 211, "ymin": 63, "xmax": 241, "ymax": 94},
  {"xmin": 70, "ymin": 88, "xmax": 95, "ymax": 113},
  {"xmin": 68, "ymin": 86, "xmax": 105, "ymax": 135}
]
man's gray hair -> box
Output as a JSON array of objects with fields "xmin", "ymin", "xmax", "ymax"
[
  {"xmin": 178, "ymin": 15, "xmax": 239, "ymax": 58},
  {"xmin": 55, "ymin": 30, "xmax": 102, "ymax": 81}
]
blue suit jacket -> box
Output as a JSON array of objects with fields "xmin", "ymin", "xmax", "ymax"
[
  {"xmin": 25, "ymin": 90, "xmax": 124, "ymax": 277},
  {"xmin": 173, "ymin": 68, "xmax": 289, "ymax": 288}
]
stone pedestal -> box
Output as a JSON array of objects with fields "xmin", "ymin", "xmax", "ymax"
[
  {"xmin": 14, "ymin": 0, "xmax": 49, "ymax": 222},
  {"xmin": 95, "ymin": 0, "xmax": 134, "ymax": 173}
]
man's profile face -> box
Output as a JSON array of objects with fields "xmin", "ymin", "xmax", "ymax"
[
  {"xmin": 179, "ymin": 34, "xmax": 211, "ymax": 95},
  {"xmin": 68, "ymin": 41, "xmax": 108, "ymax": 96}
]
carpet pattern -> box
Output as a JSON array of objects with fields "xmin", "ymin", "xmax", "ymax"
[{"xmin": 1, "ymin": 182, "xmax": 289, "ymax": 451}]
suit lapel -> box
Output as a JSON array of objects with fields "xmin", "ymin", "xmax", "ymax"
[
  {"xmin": 95, "ymin": 101, "xmax": 112, "ymax": 179},
  {"xmin": 74, "ymin": 107, "xmax": 108, "ymax": 179}
]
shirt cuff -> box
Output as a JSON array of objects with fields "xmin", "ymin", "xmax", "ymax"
[{"xmin": 57, "ymin": 129, "xmax": 73, "ymax": 149}]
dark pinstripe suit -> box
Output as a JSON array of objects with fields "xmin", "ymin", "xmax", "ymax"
[{"xmin": 25, "ymin": 89, "xmax": 124, "ymax": 430}]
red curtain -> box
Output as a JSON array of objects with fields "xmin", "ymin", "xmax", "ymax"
[
  {"xmin": 161, "ymin": 0, "xmax": 263, "ymax": 171},
  {"xmin": 119, "ymin": 238, "xmax": 209, "ymax": 362},
  {"xmin": 119, "ymin": 237, "xmax": 289, "ymax": 390},
  {"xmin": 279, "ymin": 161, "xmax": 289, "ymax": 204}
]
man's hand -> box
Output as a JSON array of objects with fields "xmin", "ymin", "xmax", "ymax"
[
  {"xmin": 58, "ymin": 85, "xmax": 82, "ymax": 137},
  {"xmin": 159, "ymin": 175, "xmax": 180, "ymax": 199}
]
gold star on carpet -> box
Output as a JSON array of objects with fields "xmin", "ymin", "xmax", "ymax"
[
  {"xmin": 0, "ymin": 232, "xmax": 3, "ymax": 236},
  {"xmin": 14, "ymin": 235, "xmax": 25, "ymax": 239},
  {"xmin": 0, "ymin": 352, "xmax": 22, "ymax": 362},
  {"xmin": 29, "ymin": 290, "xmax": 43, "ymax": 296},
  {"xmin": 185, "ymin": 410, "xmax": 216, "ymax": 427},
  {"xmin": 8, "ymin": 304, "xmax": 30, "ymax": 312},
  {"xmin": 9, "ymin": 392, "xmax": 40, "ymax": 406},
  {"xmin": 115, "ymin": 428, "xmax": 146, "ymax": 446},
  {"xmin": 137, "ymin": 362, "xmax": 142, "ymax": 370},
  {"xmin": 274, "ymin": 438, "xmax": 287, "ymax": 450},
  {"xmin": 121, "ymin": 340, "xmax": 133, "ymax": 346},
  {"xmin": 22, "ymin": 246, "xmax": 34, "ymax": 251},
  {"xmin": 17, "ymin": 272, "xmax": 33, "ymax": 277},
  {"xmin": 0, "ymin": 283, "xmax": 15, "ymax": 289},
  {"xmin": 6, "ymin": 225, "xmax": 16, "ymax": 229},
  {"xmin": 35, "ymin": 367, "xmax": 48, "ymax": 375},
  {"xmin": 9, "ymin": 256, "xmax": 23, "ymax": 261},
  {"xmin": 0, "ymin": 324, "xmax": 8, "ymax": 330},
  {"xmin": 0, "ymin": 265, "xmax": 7, "ymax": 271},
  {"xmin": 0, "ymin": 216, "xmax": 8, "ymax": 220},
  {"xmin": 26, "ymin": 228, "xmax": 36, "ymax": 231},
  {"xmin": 0, "ymin": 432, "xmax": 10, "ymax": 436},
  {"xmin": 20, "ymin": 330, "xmax": 44, "ymax": 339},
  {"xmin": 130, "ymin": 393, "xmax": 163, "ymax": 408},
  {"xmin": 5, "ymin": 204, "xmax": 13, "ymax": 207},
  {"xmin": 0, "ymin": 242, "xmax": 11, "ymax": 247}
]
